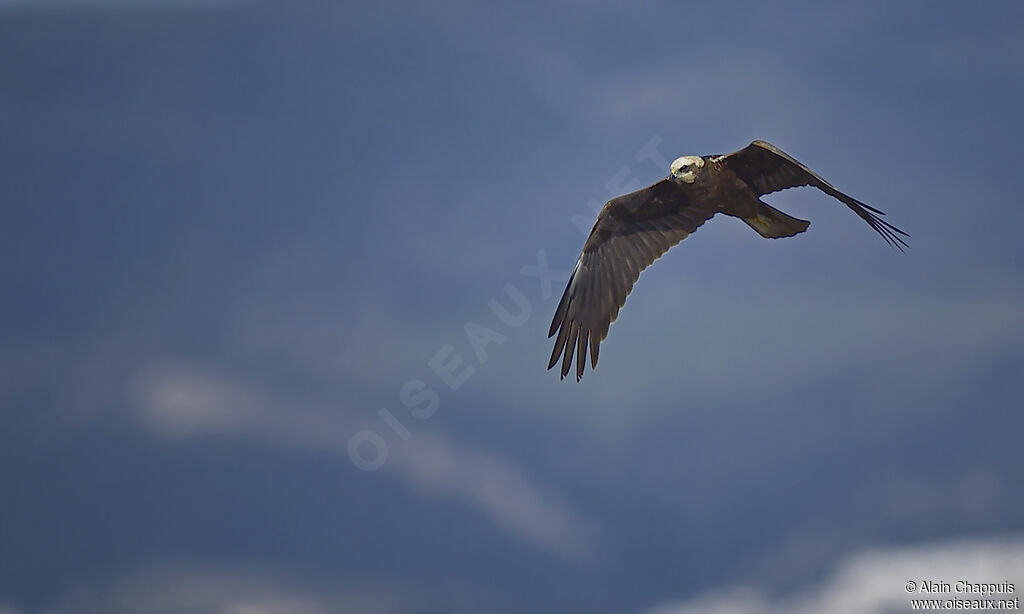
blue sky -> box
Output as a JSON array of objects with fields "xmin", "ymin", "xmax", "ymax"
[{"xmin": 1, "ymin": 1, "xmax": 1023, "ymax": 612}]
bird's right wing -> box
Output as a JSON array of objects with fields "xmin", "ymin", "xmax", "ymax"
[
  {"xmin": 548, "ymin": 179, "xmax": 718, "ymax": 381},
  {"xmin": 722, "ymin": 140, "xmax": 909, "ymax": 250}
]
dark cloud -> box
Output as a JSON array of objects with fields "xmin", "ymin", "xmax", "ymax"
[{"xmin": 1, "ymin": 2, "xmax": 1023, "ymax": 613}]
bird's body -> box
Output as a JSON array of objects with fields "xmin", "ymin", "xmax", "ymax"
[{"xmin": 548, "ymin": 140, "xmax": 908, "ymax": 381}]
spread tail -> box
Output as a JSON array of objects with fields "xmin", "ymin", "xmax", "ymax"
[{"xmin": 743, "ymin": 202, "xmax": 810, "ymax": 239}]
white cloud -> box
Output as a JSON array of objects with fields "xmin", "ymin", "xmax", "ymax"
[
  {"xmin": 131, "ymin": 362, "xmax": 595, "ymax": 561},
  {"xmin": 3, "ymin": 565, "xmax": 403, "ymax": 614},
  {"xmin": 641, "ymin": 534, "xmax": 1024, "ymax": 614},
  {"xmin": 625, "ymin": 284, "xmax": 1024, "ymax": 400},
  {"xmin": 396, "ymin": 434, "xmax": 594, "ymax": 560},
  {"xmin": 465, "ymin": 280, "xmax": 1024, "ymax": 439}
]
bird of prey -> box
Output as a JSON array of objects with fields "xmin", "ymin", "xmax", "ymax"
[{"xmin": 548, "ymin": 140, "xmax": 908, "ymax": 381}]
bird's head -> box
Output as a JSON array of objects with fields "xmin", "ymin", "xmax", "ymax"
[{"xmin": 670, "ymin": 155, "xmax": 705, "ymax": 184}]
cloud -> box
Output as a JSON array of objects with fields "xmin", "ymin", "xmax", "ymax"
[
  {"xmin": 438, "ymin": 274, "xmax": 1024, "ymax": 443},
  {"xmin": 132, "ymin": 362, "xmax": 596, "ymax": 561},
  {"xmin": 641, "ymin": 534, "xmax": 1024, "ymax": 614},
  {"xmin": 0, "ymin": 0, "xmax": 259, "ymax": 8},
  {"xmin": 3, "ymin": 565, "xmax": 403, "ymax": 614},
  {"xmin": 623, "ymin": 284, "xmax": 1024, "ymax": 401},
  {"xmin": 396, "ymin": 434, "xmax": 594, "ymax": 561}
]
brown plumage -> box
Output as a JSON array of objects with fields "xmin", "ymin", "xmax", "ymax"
[{"xmin": 548, "ymin": 140, "xmax": 909, "ymax": 381}]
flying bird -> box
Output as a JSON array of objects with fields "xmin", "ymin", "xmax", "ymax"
[{"xmin": 548, "ymin": 140, "xmax": 908, "ymax": 381}]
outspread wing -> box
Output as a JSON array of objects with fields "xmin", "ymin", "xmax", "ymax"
[
  {"xmin": 548, "ymin": 179, "xmax": 718, "ymax": 381},
  {"xmin": 722, "ymin": 140, "xmax": 909, "ymax": 250}
]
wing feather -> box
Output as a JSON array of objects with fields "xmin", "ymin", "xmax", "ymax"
[
  {"xmin": 548, "ymin": 179, "xmax": 717, "ymax": 381},
  {"xmin": 723, "ymin": 140, "xmax": 909, "ymax": 250}
]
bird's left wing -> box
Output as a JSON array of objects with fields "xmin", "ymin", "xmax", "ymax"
[
  {"xmin": 548, "ymin": 179, "xmax": 718, "ymax": 381},
  {"xmin": 722, "ymin": 140, "xmax": 909, "ymax": 250}
]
